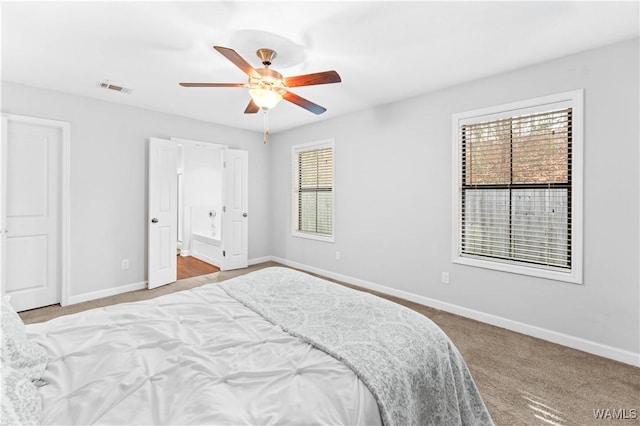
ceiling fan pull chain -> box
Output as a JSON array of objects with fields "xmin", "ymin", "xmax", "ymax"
[{"xmin": 263, "ymin": 109, "xmax": 270, "ymax": 144}]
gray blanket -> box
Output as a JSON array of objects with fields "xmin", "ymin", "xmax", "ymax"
[{"xmin": 220, "ymin": 267, "xmax": 494, "ymax": 426}]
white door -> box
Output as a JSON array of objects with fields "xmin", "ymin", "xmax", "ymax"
[
  {"xmin": 148, "ymin": 137, "xmax": 177, "ymax": 289},
  {"xmin": 221, "ymin": 149, "xmax": 248, "ymax": 271},
  {"xmin": 1, "ymin": 118, "xmax": 61, "ymax": 311}
]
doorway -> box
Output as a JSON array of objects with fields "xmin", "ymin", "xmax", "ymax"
[
  {"xmin": 148, "ymin": 137, "xmax": 248, "ymax": 289},
  {"xmin": 177, "ymin": 140, "xmax": 224, "ymax": 269},
  {"xmin": 1, "ymin": 114, "xmax": 70, "ymax": 311}
]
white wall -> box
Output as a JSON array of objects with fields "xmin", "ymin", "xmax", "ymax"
[
  {"xmin": 1, "ymin": 82, "xmax": 271, "ymax": 298},
  {"xmin": 269, "ymin": 39, "xmax": 640, "ymax": 362}
]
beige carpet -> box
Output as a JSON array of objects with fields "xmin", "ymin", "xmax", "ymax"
[{"xmin": 20, "ymin": 262, "xmax": 640, "ymax": 426}]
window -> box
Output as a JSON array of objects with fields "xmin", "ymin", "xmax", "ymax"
[
  {"xmin": 292, "ymin": 139, "xmax": 335, "ymax": 242},
  {"xmin": 452, "ymin": 90, "xmax": 583, "ymax": 283}
]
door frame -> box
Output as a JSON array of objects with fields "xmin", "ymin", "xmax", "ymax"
[
  {"xmin": 170, "ymin": 137, "xmax": 228, "ymax": 151},
  {"xmin": 1, "ymin": 113, "xmax": 71, "ymax": 306}
]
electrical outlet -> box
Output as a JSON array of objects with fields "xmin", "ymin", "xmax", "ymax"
[
  {"xmin": 121, "ymin": 259, "xmax": 130, "ymax": 270},
  {"xmin": 335, "ymin": 251, "xmax": 341, "ymax": 260},
  {"xmin": 441, "ymin": 272, "xmax": 450, "ymax": 284}
]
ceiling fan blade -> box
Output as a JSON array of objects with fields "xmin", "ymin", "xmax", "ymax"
[
  {"xmin": 284, "ymin": 70, "xmax": 342, "ymax": 88},
  {"xmin": 244, "ymin": 99, "xmax": 260, "ymax": 114},
  {"xmin": 213, "ymin": 46, "xmax": 260, "ymax": 79},
  {"xmin": 179, "ymin": 83, "xmax": 245, "ymax": 87},
  {"xmin": 283, "ymin": 91, "xmax": 327, "ymax": 115}
]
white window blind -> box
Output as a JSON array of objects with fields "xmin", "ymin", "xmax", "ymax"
[
  {"xmin": 460, "ymin": 108, "xmax": 572, "ymax": 269},
  {"xmin": 293, "ymin": 142, "xmax": 334, "ymax": 240},
  {"xmin": 452, "ymin": 90, "xmax": 583, "ymax": 283}
]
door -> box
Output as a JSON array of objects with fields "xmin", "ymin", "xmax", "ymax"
[
  {"xmin": 1, "ymin": 117, "xmax": 61, "ymax": 311},
  {"xmin": 148, "ymin": 137, "xmax": 177, "ymax": 288},
  {"xmin": 221, "ymin": 149, "xmax": 248, "ymax": 271}
]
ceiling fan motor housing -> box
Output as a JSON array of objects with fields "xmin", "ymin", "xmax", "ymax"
[{"xmin": 256, "ymin": 48, "xmax": 277, "ymax": 66}]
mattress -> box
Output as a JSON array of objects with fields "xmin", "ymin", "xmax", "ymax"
[{"xmin": 26, "ymin": 267, "xmax": 493, "ymax": 425}]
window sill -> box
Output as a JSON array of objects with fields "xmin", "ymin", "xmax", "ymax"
[
  {"xmin": 292, "ymin": 231, "xmax": 335, "ymax": 243},
  {"xmin": 453, "ymin": 255, "xmax": 582, "ymax": 284}
]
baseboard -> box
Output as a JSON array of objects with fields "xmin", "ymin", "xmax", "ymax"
[
  {"xmin": 271, "ymin": 257, "xmax": 640, "ymax": 367},
  {"xmin": 249, "ymin": 256, "xmax": 275, "ymax": 266},
  {"xmin": 191, "ymin": 253, "xmax": 221, "ymax": 268},
  {"xmin": 66, "ymin": 256, "xmax": 270, "ymax": 306},
  {"xmin": 66, "ymin": 281, "xmax": 148, "ymax": 306}
]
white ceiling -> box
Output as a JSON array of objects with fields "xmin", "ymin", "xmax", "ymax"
[{"xmin": 2, "ymin": 1, "xmax": 639, "ymax": 133}]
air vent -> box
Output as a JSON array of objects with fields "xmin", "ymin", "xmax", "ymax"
[{"xmin": 98, "ymin": 80, "xmax": 132, "ymax": 94}]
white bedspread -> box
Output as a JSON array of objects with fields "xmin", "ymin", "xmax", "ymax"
[
  {"xmin": 221, "ymin": 268, "xmax": 493, "ymax": 426},
  {"xmin": 26, "ymin": 284, "xmax": 382, "ymax": 425}
]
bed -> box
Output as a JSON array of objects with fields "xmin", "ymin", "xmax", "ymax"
[{"xmin": 2, "ymin": 267, "xmax": 493, "ymax": 425}]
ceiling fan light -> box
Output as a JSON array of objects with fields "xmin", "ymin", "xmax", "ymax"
[{"xmin": 249, "ymin": 88, "xmax": 283, "ymax": 110}]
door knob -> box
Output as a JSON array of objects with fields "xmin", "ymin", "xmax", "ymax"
[
  {"xmin": 242, "ymin": 213, "xmax": 248, "ymax": 218},
  {"xmin": 151, "ymin": 218, "xmax": 159, "ymax": 223}
]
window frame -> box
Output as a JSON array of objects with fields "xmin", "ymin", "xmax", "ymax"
[
  {"xmin": 291, "ymin": 138, "xmax": 335, "ymax": 243},
  {"xmin": 451, "ymin": 90, "xmax": 583, "ymax": 284}
]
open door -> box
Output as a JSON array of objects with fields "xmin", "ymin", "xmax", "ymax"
[
  {"xmin": 148, "ymin": 137, "xmax": 177, "ymax": 288},
  {"xmin": 221, "ymin": 149, "xmax": 248, "ymax": 271}
]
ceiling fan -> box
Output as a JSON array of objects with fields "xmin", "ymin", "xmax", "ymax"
[{"xmin": 180, "ymin": 46, "xmax": 342, "ymax": 115}]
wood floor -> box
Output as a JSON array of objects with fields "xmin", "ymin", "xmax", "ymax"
[{"xmin": 177, "ymin": 255, "xmax": 219, "ymax": 280}]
